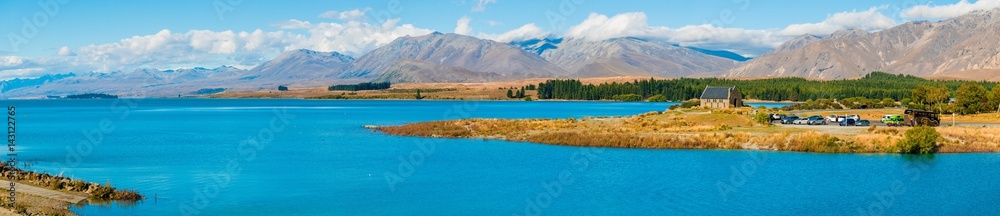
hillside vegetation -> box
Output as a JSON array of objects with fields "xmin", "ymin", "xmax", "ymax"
[{"xmin": 534, "ymin": 72, "xmax": 997, "ymax": 102}]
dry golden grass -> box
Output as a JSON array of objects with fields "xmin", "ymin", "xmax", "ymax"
[
  {"xmin": 375, "ymin": 108, "xmax": 1000, "ymax": 153},
  {"xmin": 952, "ymin": 112, "xmax": 1000, "ymax": 123},
  {"xmin": 1, "ymin": 191, "xmax": 76, "ymax": 215},
  {"xmin": 936, "ymin": 126, "xmax": 1000, "ymax": 152},
  {"xmin": 209, "ymin": 76, "xmax": 664, "ymax": 100}
]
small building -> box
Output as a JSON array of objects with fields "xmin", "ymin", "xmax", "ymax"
[{"xmin": 700, "ymin": 86, "xmax": 743, "ymax": 109}]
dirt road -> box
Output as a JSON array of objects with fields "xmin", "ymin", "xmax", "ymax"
[{"xmin": 0, "ymin": 180, "xmax": 86, "ymax": 204}]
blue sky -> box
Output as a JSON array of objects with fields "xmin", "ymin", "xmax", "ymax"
[{"xmin": 1, "ymin": 0, "xmax": 998, "ymax": 79}]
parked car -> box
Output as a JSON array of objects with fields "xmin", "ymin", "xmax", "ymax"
[
  {"xmin": 781, "ymin": 116, "xmax": 800, "ymax": 124},
  {"xmin": 847, "ymin": 114, "xmax": 860, "ymax": 121},
  {"xmin": 884, "ymin": 115, "xmax": 905, "ymax": 126},
  {"xmin": 793, "ymin": 118, "xmax": 810, "ymax": 125},
  {"xmin": 839, "ymin": 118, "xmax": 856, "ymax": 126},
  {"xmin": 807, "ymin": 116, "xmax": 827, "ymax": 125},
  {"xmin": 826, "ymin": 115, "xmax": 839, "ymax": 122},
  {"xmin": 771, "ymin": 114, "xmax": 786, "ymax": 122},
  {"xmin": 855, "ymin": 120, "xmax": 871, "ymax": 126}
]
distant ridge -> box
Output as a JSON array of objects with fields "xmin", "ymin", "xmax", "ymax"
[
  {"xmin": 245, "ymin": 49, "xmax": 354, "ymax": 80},
  {"xmin": 729, "ymin": 9, "xmax": 1000, "ymax": 80},
  {"xmin": 543, "ymin": 37, "xmax": 736, "ymax": 78},
  {"xmin": 344, "ymin": 32, "xmax": 567, "ymax": 82}
]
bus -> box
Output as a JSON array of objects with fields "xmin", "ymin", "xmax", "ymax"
[{"xmin": 904, "ymin": 109, "xmax": 940, "ymax": 127}]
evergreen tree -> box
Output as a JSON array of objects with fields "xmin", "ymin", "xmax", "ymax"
[
  {"xmin": 989, "ymin": 85, "xmax": 1000, "ymax": 113},
  {"xmin": 329, "ymin": 82, "xmax": 391, "ymax": 91},
  {"xmin": 956, "ymin": 82, "xmax": 988, "ymax": 114}
]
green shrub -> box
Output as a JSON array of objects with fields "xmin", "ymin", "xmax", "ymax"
[
  {"xmin": 754, "ymin": 111, "xmax": 772, "ymax": 125},
  {"xmin": 717, "ymin": 124, "xmax": 732, "ymax": 131},
  {"xmin": 896, "ymin": 126, "xmax": 940, "ymax": 154},
  {"xmin": 646, "ymin": 94, "xmax": 668, "ymax": 102},
  {"xmin": 612, "ymin": 94, "xmax": 643, "ymax": 102},
  {"xmin": 669, "ymin": 100, "xmax": 701, "ymax": 110}
]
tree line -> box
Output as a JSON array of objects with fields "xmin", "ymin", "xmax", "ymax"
[
  {"xmin": 909, "ymin": 82, "xmax": 1000, "ymax": 114},
  {"xmin": 533, "ymin": 72, "xmax": 999, "ymax": 103},
  {"xmin": 507, "ymin": 87, "xmax": 526, "ymax": 98},
  {"xmin": 65, "ymin": 93, "xmax": 119, "ymax": 99},
  {"xmin": 328, "ymin": 82, "xmax": 391, "ymax": 91}
]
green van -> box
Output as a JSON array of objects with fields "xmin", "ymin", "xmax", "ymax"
[{"xmin": 884, "ymin": 114, "xmax": 904, "ymax": 126}]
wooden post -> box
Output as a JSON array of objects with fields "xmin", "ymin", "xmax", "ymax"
[{"xmin": 953, "ymin": 113, "xmax": 956, "ymax": 127}]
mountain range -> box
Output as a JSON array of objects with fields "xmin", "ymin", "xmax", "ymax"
[
  {"xmin": 728, "ymin": 9, "xmax": 1000, "ymax": 80},
  {"xmin": 4, "ymin": 9, "xmax": 1000, "ymax": 98},
  {"xmin": 540, "ymin": 37, "xmax": 736, "ymax": 78}
]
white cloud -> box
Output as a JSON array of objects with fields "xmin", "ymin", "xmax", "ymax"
[
  {"xmin": 57, "ymin": 46, "xmax": 77, "ymax": 56},
  {"xmin": 472, "ymin": 0, "xmax": 496, "ymax": 12},
  {"xmin": 562, "ymin": 12, "xmax": 781, "ymax": 55},
  {"xmin": 271, "ymin": 19, "xmax": 313, "ymax": 29},
  {"xmin": 0, "ymin": 18, "xmax": 433, "ymax": 79},
  {"xmin": 565, "ymin": 12, "xmax": 652, "ymax": 41},
  {"xmin": 480, "ymin": 23, "xmax": 549, "ymax": 42},
  {"xmin": 455, "ymin": 16, "xmax": 473, "ymax": 35},
  {"xmin": 665, "ymin": 24, "xmax": 784, "ymax": 55},
  {"xmin": 486, "ymin": 20, "xmax": 502, "ymax": 26},
  {"xmin": 318, "ymin": 10, "xmax": 340, "ymax": 19},
  {"xmin": 66, "ymin": 29, "xmax": 294, "ymax": 72},
  {"xmin": 778, "ymin": 6, "xmax": 896, "ymax": 36},
  {"xmin": 562, "ymin": 9, "xmax": 900, "ymax": 56},
  {"xmin": 0, "ymin": 56, "xmax": 24, "ymax": 67},
  {"xmin": 901, "ymin": 0, "xmax": 1000, "ymax": 19},
  {"xmin": 454, "ymin": 16, "xmax": 547, "ymax": 42},
  {"xmin": 319, "ymin": 8, "xmax": 372, "ymax": 20},
  {"xmin": 339, "ymin": 8, "xmax": 372, "ymax": 20},
  {"xmin": 291, "ymin": 19, "xmax": 434, "ymax": 57}
]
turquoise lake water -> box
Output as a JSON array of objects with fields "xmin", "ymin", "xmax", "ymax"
[{"xmin": 4, "ymin": 99, "xmax": 999, "ymax": 215}]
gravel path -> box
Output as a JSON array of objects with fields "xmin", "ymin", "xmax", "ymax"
[{"xmin": 0, "ymin": 180, "xmax": 87, "ymax": 204}]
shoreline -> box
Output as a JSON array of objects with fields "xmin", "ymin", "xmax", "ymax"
[
  {"xmin": 372, "ymin": 108, "xmax": 1000, "ymax": 154},
  {"xmin": 0, "ymin": 164, "xmax": 143, "ymax": 215}
]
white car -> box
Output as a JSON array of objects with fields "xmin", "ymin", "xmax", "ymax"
[
  {"xmin": 826, "ymin": 115, "xmax": 839, "ymax": 123},
  {"xmin": 847, "ymin": 114, "xmax": 860, "ymax": 121},
  {"xmin": 794, "ymin": 118, "xmax": 810, "ymax": 125}
]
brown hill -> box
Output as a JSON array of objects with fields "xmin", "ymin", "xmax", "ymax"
[{"xmin": 728, "ymin": 9, "xmax": 1000, "ymax": 80}]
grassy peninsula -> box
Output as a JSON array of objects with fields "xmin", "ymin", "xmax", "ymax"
[{"xmin": 374, "ymin": 107, "xmax": 1000, "ymax": 154}]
